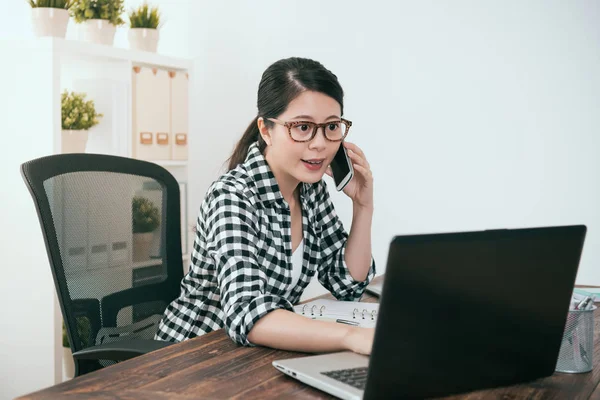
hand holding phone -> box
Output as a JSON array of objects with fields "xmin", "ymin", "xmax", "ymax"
[{"xmin": 330, "ymin": 143, "xmax": 354, "ymax": 191}]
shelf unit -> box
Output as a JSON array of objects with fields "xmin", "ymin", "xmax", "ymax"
[{"xmin": 3, "ymin": 37, "xmax": 194, "ymax": 385}]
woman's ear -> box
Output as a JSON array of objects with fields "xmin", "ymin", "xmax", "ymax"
[{"xmin": 257, "ymin": 117, "xmax": 271, "ymax": 146}]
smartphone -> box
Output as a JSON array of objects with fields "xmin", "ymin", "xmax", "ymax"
[{"xmin": 330, "ymin": 143, "xmax": 354, "ymax": 191}]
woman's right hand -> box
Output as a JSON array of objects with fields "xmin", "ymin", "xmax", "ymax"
[{"xmin": 342, "ymin": 327, "xmax": 375, "ymax": 355}]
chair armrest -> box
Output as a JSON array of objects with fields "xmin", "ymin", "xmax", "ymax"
[
  {"xmin": 72, "ymin": 339, "xmax": 174, "ymax": 362},
  {"xmin": 102, "ymin": 280, "xmax": 180, "ymax": 327}
]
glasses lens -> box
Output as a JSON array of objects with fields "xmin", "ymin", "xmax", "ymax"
[
  {"xmin": 290, "ymin": 122, "xmax": 316, "ymax": 141},
  {"xmin": 324, "ymin": 121, "xmax": 347, "ymax": 141},
  {"xmin": 289, "ymin": 121, "xmax": 349, "ymax": 141}
]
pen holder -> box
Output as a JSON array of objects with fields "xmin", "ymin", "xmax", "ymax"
[{"xmin": 555, "ymin": 305, "xmax": 596, "ymax": 373}]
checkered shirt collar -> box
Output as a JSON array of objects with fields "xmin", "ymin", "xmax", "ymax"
[{"xmin": 243, "ymin": 141, "xmax": 313, "ymax": 208}]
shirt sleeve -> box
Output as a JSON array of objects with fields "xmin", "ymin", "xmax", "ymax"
[
  {"xmin": 314, "ymin": 181, "xmax": 376, "ymax": 301},
  {"xmin": 203, "ymin": 182, "xmax": 294, "ymax": 346}
]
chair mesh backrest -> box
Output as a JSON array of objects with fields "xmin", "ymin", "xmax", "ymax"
[{"xmin": 22, "ymin": 155, "xmax": 183, "ymax": 358}]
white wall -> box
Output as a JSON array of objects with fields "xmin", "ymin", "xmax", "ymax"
[
  {"xmin": 0, "ymin": 45, "xmax": 58, "ymax": 400},
  {"xmin": 186, "ymin": 0, "xmax": 600, "ymax": 298}
]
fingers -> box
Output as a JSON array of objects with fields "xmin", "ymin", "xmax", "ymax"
[
  {"xmin": 352, "ymin": 163, "xmax": 373, "ymax": 182},
  {"xmin": 344, "ymin": 141, "xmax": 367, "ymax": 161},
  {"xmin": 346, "ymin": 147, "xmax": 371, "ymax": 173},
  {"xmin": 344, "ymin": 141, "xmax": 370, "ymax": 170},
  {"xmin": 325, "ymin": 166, "xmax": 333, "ymax": 177}
]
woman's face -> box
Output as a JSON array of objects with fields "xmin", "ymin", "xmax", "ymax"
[{"xmin": 262, "ymin": 90, "xmax": 342, "ymax": 187}]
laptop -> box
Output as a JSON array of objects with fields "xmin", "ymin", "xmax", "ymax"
[
  {"xmin": 365, "ymin": 276, "xmax": 384, "ymax": 297},
  {"xmin": 273, "ymin": 225, "xmax": 587, "ymax": 399}
]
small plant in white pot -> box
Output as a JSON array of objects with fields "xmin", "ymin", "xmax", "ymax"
[
  {"xmin": 128, "ymin": 3, "xmax": 162, "ymax": 52},
  {"xmin": 132, "ymin": 196, "xmax": 160, "ymax": 262},
  {"xmin": 70, "ymin": 0, "xmax": 125, "ymax": 45},
  {"xmin": 61, "ymin": 90, "xmax": 103, "ymax": 153},
  {"xmin": 28, "ymin": 0, "xmax": 73, "ymax": 38}
]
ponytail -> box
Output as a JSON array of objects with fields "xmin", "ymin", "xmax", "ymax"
[{"xmin": 227, "ymin": 117, "xmax": 267, "ymax": 170}]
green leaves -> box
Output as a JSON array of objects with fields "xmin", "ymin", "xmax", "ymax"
[
  {"xmin": 70, "ymin": 0, "xmax": 125, "ymax": 26},
  {"xmin": 128, "ymin": 3, "xmax": 161, "ymax": 29},
  {"xmin": 132, "ymin": 196, "xmax": 161, "ymax": 233},
  {"xmin": 61, "ymin": 90, "xmax": 103, "ymax": 130},
  {"xmin": 28, "ymin": 0, "xmax": 73, "ymax": 8},
  {"xmin": 62, "ymin": 317, "xmax": 91, "ymax": 348}
]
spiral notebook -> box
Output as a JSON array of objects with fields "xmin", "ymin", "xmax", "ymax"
[{"xmin": 293, "ymin": 299, "xmax": 379, "ymax": 328}]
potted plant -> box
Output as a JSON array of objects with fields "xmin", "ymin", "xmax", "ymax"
[
  {"xmin": 61, "ymin": 90, "xmax": 103, "ymax": 153},
  {"xmin": 62, "ymin": 317, "xmax": 91, "ymax": 379},
  {"xmin": 132, "ymin": 196, "xmax": 160, "ymax": 261},
  {"xmin": 28, "ymin": 0, "xmax": 72, "ymax": 38},
  {"xmin": 128, "ymin": 2, "xmax": 162, "ymax": 53},
  {"xmin": 70, "ymin": 0, "xmax": 125, "ymax": 45}
]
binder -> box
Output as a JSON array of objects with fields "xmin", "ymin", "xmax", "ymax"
[
  {"xmin": 108, "ymin": 178, "xmax": 134, "ymax": 268},
  {"xmin": 132, "ymin": 66, "xmax": 171, "ymax": 161},
  {"xmin": 87, "ymin": 177, "xmax": 110, "ymax": 270},
  {"xmin": 293, "ymin": 299, "xmax": 379, "ymax": 328},
  {"xmin": 61, "ymin": 174, "xmax": 89, "ymax": 275},
  {"xmin": 170, "ymin": 71, "xmax": 189, "ymax": 160}
]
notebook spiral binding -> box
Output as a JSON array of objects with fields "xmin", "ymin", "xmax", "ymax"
[
  {"xmin": 300, "ymin": 304, "xmax": 327, "ymax": 316},
  {"xmin": 300, "ymin": 304, "xmax": 377, "ymax": 321}
]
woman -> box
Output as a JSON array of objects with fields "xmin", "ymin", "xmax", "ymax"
[{"xmin": 156, "ymin": 57, "xmax": 376, "ymax": 355}]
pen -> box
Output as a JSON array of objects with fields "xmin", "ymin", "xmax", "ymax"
[
  {"xmin": 576, "ymin": 297, "xmax": 592, "ymax": 310},
  {"xmin": 336, "ymin": 319, "xmax": 359, "ymax": 326},
  {"xmin": 586, "ymin": 296, "xmax": 597, "ymax": 310}
]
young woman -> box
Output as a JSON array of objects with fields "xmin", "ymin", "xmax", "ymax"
[{"xmin": 156, "ymin": 57, "xmax": 376, "ymax": 355}]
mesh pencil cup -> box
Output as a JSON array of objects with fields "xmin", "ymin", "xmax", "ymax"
[{"xmin": 556, "ymin": 305, "xmax": 596, "ymax": 373}]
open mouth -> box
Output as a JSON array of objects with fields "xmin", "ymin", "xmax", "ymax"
[
  {"xmin": 301, "ymin": 158, "xmax": 325, "ymax": 171},
  {"xmin": 302, "ymin": 159, "xmax": 324, "ymax": 165}
]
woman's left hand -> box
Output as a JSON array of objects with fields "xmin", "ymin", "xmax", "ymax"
[{"xmin": 326, "ymin": 141, "xmax": 374, "ymax": 210}]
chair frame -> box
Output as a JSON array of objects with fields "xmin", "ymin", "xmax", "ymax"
[{"xmin": 21, "ymin": 153, "xmax": 184, "ymax": 376}]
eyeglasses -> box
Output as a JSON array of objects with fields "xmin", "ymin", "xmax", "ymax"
[{"xmin": 268, "ymin": 118, "xmax": 352, "ymax": 142}]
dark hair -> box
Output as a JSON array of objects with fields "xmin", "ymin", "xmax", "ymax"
[{"xmin": 227, "ymin": 57, "xmax": 344, "ymax": 170}]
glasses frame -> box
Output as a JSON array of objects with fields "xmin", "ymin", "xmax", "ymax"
[{"xmin": 268, "ymin": 117, "xmax": 352, "ymax": 143}]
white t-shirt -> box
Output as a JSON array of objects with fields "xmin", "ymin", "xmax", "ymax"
[{"xmin": 289, "ymin": 239, "xmax": 304, "ymax": 292}]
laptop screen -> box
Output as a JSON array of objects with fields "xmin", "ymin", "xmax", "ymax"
[{"xmin": 366, "ymin": 226, "xmax": 586, "ymax": 399}]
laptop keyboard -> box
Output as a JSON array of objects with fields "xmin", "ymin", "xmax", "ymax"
[{"xmin": 321, "ymin": 367, "xmax": 369, "ymax": 390}]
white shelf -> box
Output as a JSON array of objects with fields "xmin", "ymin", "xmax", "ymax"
[
  {"xmin": 131, "ymin": 258, "xmax": 163, "ymax": 269},
  {"xmin": 7, "ymin": 37, "xmax": 192, "ymax": 71},
  {"xmin": 152, "ymin": 160, "xmax": 189, "ymax": 167}
]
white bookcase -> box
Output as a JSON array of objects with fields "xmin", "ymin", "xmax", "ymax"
[{"xmin": 1, "ymin": 37, "xmax": 193, "ymax": 384}]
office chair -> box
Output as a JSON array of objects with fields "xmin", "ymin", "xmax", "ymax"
[{"xmin": 21, "ymin": 153, "xmax": 184, "ymax": 376}]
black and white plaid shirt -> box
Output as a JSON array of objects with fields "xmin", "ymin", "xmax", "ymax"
[{"xmin": 156, "ymin": 142, "xmax": 376, "ymax": 346}]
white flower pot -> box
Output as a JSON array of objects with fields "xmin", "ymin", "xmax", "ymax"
[
  {"xmin": 63, "ymin": 346, "xmax": 74, "ymax": 379},
  {"xmin": 31, "ymin": 8, "xmax": 69, "ymax": 38},
  {"xmin": 133, "ymin": 232, "xmax": 154, "ymax": 262},
  {"xmin": 128, "ymin": 28, "xmax": 159, "ymax": 52},
  {"xmin": 61, "ymin": 129, "xmax": 89, "ymax": 153},
  {"xmin": 80, "ymin": 19, "xmax": 116, "ymax": 45}
]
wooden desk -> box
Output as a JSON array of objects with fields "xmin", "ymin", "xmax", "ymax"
[{"xmin": 19, "ymin": 279, "xmax": 600, "ymax": 399}]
